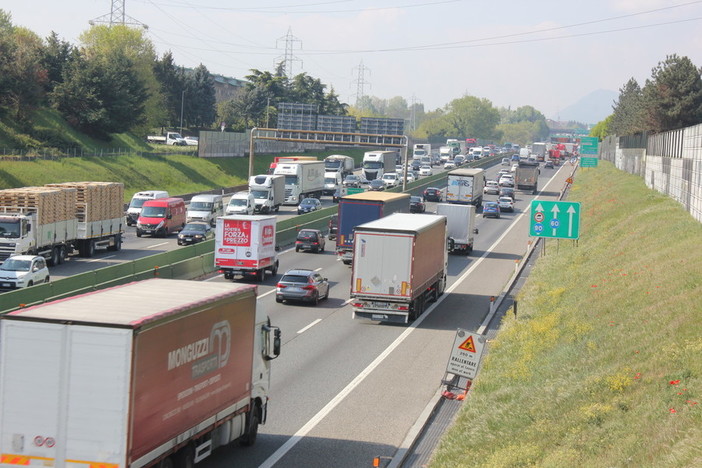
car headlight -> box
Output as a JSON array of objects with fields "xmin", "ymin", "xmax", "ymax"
[
  {"xmin": 178, "ymin": 234, "xmax": 184, "ymax": 239},
  {"xmin": 194, "ymin": 234, "xmax": 203, "ymax": 239}
]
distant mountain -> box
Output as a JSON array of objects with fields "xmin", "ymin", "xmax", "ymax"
[{"xmin": 554, "ymin": 89, "xmax": 618, "ymax": 125}]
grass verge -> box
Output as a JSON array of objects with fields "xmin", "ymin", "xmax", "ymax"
[{"xmin": 429, "ymin": 161, "xmax": 702, "ymax": 468}]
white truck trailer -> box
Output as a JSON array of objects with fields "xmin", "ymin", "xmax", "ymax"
[
  {"xmin": 323, "ymin": 155, "xmax": 355, "ymax": 177},
  {"xmin": 273, "ymin": 160, "xmax": 325, "ymax": 205},
  {"xmin": 0, "ymin": 182, "xmax": 124, "ymax": 264},
  {"xmin": 362, "ymin": 151, "xmax": 397, "ymax": 181},
  {"xmin": 0, "ymin": 278, "xmax": 281, "ymax": 468},
  {"xmin": 215, "ymin": 214, "xmax": 279, "ymax": 282},
  {"xmin": 350, "ymin": 213, "xmax": 447, "ymax": 324},
  {"xmin": 436, "ymin": 203, "xmax": 477, "ymax": 254},
  {"xmin": 248, "ymin": 174, "xmax": 284, "ymax": 213},
  {"xmin": 446, "ymin": 168, "xmax": 486, "ymax": 206}
]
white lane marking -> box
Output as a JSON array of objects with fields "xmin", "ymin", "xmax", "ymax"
[
  {"xmin": 147, "ymin": 242, "xmax": 169, "ymax": 249},
  {"xmin": 297, "ymin": 319, "xmax": 322, "ymax": 334},
  {"xmin": 88, "ymin": 255, "xmax": 115, "ymax": 263},
  {"xmin": 259, "ymin": 167, "xmax": 566, "ymax": 468},
  {"xmin": 314, "ymin": 267, "xmax": 323, "ymax": 272}
]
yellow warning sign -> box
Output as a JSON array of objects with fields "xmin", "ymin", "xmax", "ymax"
[{"xmin": 458, "ymin": 335, "xmax": 476, "ymax": 353}]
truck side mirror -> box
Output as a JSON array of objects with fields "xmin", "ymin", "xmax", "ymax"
[{"xmin": 263, "ymin": 322, "xmax": 281, "ymax": 360}]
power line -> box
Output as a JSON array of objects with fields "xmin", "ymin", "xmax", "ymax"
[{"xmin": 351, "ymin": 61, "xmax": 371, "ymax": 108}]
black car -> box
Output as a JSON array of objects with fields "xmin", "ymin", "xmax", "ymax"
[
  {"xmin": 177, "ymin": 222, "xmax": 214, "ymax": 245},
  {"xmin": 368, "ymin": 179, "xmax": 385, "ymax": 191},
  {"xmin": 328, "ymin": 214, "xmax": 338, "ymax": 240},
  {"xmin": 295, "ymin": 229, "xmax": 326, "ymax": 253},
  {"xmin": 410, "ymin": 196, "xmax": 426, "ymax": 213},
  {"xmin": 423, "ymin": 187, "xmax": 443, "ymax": 202},
  {"xmin": 297, "ymin": 197, "xmax": 322, "ymax": 214},
  {"xmin": 544, "ymin": 160, "xmax": 554, "ymax": 168}
]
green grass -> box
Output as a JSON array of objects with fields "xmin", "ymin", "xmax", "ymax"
[{"xmin": 429, "ymin": 161, "xmax": 702, "ymax": 468}]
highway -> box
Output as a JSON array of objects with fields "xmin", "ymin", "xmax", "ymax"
[
  {"xmin": 194, "ymin": 161, "xmax": 572, "ymax": 467},
  {"xmin": 17, "ymin": 157, "xmax": 572, "ymax": 466}
]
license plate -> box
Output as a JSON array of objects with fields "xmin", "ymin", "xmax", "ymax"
[
  {"xmin": 144, "ymin": 230, "xmax": 152, "ymax": 234},
  {"xmin": 372, "ymin": 314, "xmax": 389, "ymax": 320},
  {"xmin": 372, "ymin": 302, "xmax": 390, "ymax": 308},
  {"xmin": 2, "ymin": 283, "xmax": 11, "ymax": 288}
]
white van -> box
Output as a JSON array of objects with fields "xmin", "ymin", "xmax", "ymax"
[
  {"xmin": 125, "ymin": 190, "xmax": 169, "ymax": 226},
  {"xmin": 225, "ymin": 191, "xmax": 255, "ymax": 216},
  {"xmin": 186, "ymin": 194, "xmax": 224, "ymax": 226}
]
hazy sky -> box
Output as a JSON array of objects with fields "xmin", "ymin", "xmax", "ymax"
[{"xmin": 6, "ymin": 0, "xmax": 702, "ymax": 120}]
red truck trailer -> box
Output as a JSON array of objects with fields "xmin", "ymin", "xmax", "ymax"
[{"xmin": 0, "ymin": 279, "xmax": 280, "ymax": 468}]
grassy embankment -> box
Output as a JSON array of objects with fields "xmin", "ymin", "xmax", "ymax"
[
  {"xmin": 0, "ymin": 109, "xmax": 368, "ymax": 202},
  {"xmin": 429, "ymin": 161, "xmax": 702, "ymax": 467}
]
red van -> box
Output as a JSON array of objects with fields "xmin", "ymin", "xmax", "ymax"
[{"xmin": 136, "ymin": 197, "xmax": 186, "ymax": 237}]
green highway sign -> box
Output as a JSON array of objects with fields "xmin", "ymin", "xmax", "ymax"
[
  {"xmin": 580, "ymin": 157, "xmax": 599, "ymax": 168},
  {"xmin": 347, "ymin": 187, "xmax": 365, "ymax": 194},
  {"xmin": 580, "ymin": 136, "xmax": 599, "ymax": 155},
  {"xmin": 530, "ymin": 200, "xmax": 581, "ymax": 239}
]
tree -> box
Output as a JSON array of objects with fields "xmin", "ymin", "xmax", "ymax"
[
  {"xmin": 590, "ymin": 115, "xmax": 612, "ymax": 139},
  {"xmin": 184, "ymin": 64, "xmax": 216, "ymax": 128},
  {"xmin": 42, "ymin": 32, "xmax": 77, "ymax": 94},
  {"xmin": 642, "ymin": 54, "xmax": 702, "ymax": 132},
  {"xmin": 5, "ymin": 27, "xmax": 46, "ymax": 121},
  {"xmin": 218, "ymin": 87, "xmax": 268, "ymax": 130},
  {"xmin": 153, "ymin": 51, "xmax": 186, "ymax": 128},
  {"xmin": 610, "ymin": 78, "xmax": 644, "ymax": 135},
  {"xmin": 79, "ymin": 25, "xmax": 165, "ymax": 133},
  {"xmin": 51, "ymin": 49, "xmax": 147, "ymax": 138},
  {"xmin": 320, "ymin": 86, "xmax": 347, "ymax": 116},
  {"xmin": 443, "ymin": 96, "xmax": 501, "ymax": 140},
  {"xmin": 0, "ymin": 10, "xmax": 16, "ymax": 114}
]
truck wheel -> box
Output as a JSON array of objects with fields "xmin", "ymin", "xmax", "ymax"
[
  {"xmin": 271, "ymin": 261, "xmax": 279, "ymax": 276},
  {"xmin": 159, "ymin": 457, "xmax": 175, "ymax": 468},
  {"xmin": 174, "ymin": 443, "xmax": 195, "ymax": 468},
  {"xmin": 48, "ymin": 247, "xmax": 60, "ymax": 266},
  {"xmin": 256, "ymin": 269, "xmax": 265, "ymax": 282},
  {"xmin": 240, "ymin": 405, "xmax": 260, "ymax": 447},
  {"xmin": 136, "ymin": 229, "xmax": 143, "ymax": 238},
  {"xmin": 58, "ymin": 245, "xmax": 67, "ymax": 264},
  {"xmin": 107, "ymin": 234, "xmax": 121, "ymax": 251},
  {"xmin": 86, "ymin": 240, "xmax": 95, "ymax": 257}
]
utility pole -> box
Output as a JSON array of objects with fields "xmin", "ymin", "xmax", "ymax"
[
  {"xmin": 351, "ymin": 61, "xmax": 371, "ymax": 109},
  {"xmin": 276, "ymin": 27, "xmax": 303, "ymax": 78},
  {"xmin": 180, "ymin": 90, "xmax": 185, "ymax": 135},
  {"xmin": 90, "ymin": 0, "xmax": 147, "ymax": 28}
]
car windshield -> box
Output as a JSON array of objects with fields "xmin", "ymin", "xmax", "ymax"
[
  {"xmin": 298, "ymin": 230, "xmax": 317, "ymax": 239},
  {"xmin": 183, "ymin": 223, "xmax": 207, "ymax": 232},
  {"xmin": 189, "ymin": 202, "xmax": 213, "ymax": 210},
  {"xmin": 499, "ymin": 198, "xmax": 512, "ymax": 203},
  {"xmin": 141, "ymin": 206, "xmax": 166, "ymax": 218},
  {"xmin": 0, "ymin": 258, "xmax": 31, "ymax": 271},
  {"xmin": 250, "ymin": 189, "xmax": 268, "ymax": 198},
  {"xmin": 410, "ymin": 196, "xmax": 422, "ymax": 203},
  {"xmin": 129, "ymin": 197, "xmax": 149, "ymax": 209},
  {"xmin": 301, "ymin": 199, "xmax": 316, "ymax": 206},
  {"xmin": 229, "ymin": 199, "xmax": 247, "ymax": 206}
]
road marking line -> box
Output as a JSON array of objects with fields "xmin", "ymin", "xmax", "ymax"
[
  {"xmin": 297, "ymin": 319, "xmax": 322, "ymax": 334},
  {"xmin": 88, "ymin": 255, "xmax": 115, "ymax": 263},
  {"xmin": 260, "ymin": 167, "xmax": 566, "ymax": 468},
  {"xmin": 147, "ymin": 242, "xmax": 169, "ymax": 248}
]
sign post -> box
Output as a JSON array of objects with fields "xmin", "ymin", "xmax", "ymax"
[
  {"xmin": 446, "ymin": 329, "xmax": 486, "ymax": 381},
  {"xmin": 529, "ymin": 200, "xmax": 581, "ymax": 239}
]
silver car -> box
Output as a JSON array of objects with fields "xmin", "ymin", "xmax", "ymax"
[{"xmin": 276, "ymin": 269, "xmax": 330, "ymax": 305}]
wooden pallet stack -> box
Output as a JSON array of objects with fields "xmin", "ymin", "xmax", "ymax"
[
  {"xmin": 45, "ymin": 182, "xmax": 124, "ymax": 222},
  {"xmin": 0, "ymin": 187, "xmax": 75, "ymax": 225}
]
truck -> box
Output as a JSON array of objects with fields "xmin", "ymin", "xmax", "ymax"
[
  {"xmin": 268, "ymin": 155, "xmax": 317, "ymax": 174},
  {"xmin": 515, "ymin": 162, "xmax": 540, "ymax": 194},
  {"xmin": 446, "ymin": 168, "xmax": 486, "ymax": 206},
  {"xmin": 324, "ymin": 171, "xmax": 344, "ymax": 195},
  {"xmin": 215, "ymin": 214, "xmax": 279, "ymax": 282},
  {"xmin": 248, "ymin": 174, "xmax": 284, "ymax": 213},
  {"xmin": 436, "ymin": 203, "xmax": 477, "ymax": 254},
  {"xmin": 0, "ymin": 278, "xmax": 281, "ymax": 468},
  {"xmin": 439, "ymin": 146, "xmax": 452, "ymax": 162},
  {"xmin": 412, "ymin": 143, "xmax": 432, "ymax": 161},
  {"xmin": 273, "ymin": 160, "xmax": 325, "ymax": 205},
  {"xmin": 446, "ymin": 139, "xmax": 463, "ymax": 155},
  {"xmin": 146, "ymin": 131, "xmax": 187, "ymax": 145},
  {"xmin": 361, "ymin": 151, "xmax": 397, "ymax": 181},
  {"xmin": 125, "ymin": 190, "xmax": 169, "ymax": 226},
  {"xmin": 532, "ymin": 142, "xmax": 547, "ymax": 161},
  {"xmin": 323, "ymin": 154, "xmax": 355, "ymax": 177},
  {"xmin": 336, "ymin": 192, "xmax": 410, "ymax": 265},
  {"xmin": 350, "ymin": 213, "xmax": 447, "ymax": 324},
  {"xmin": 0, "ymin": 182, "xmax": 124, "ymax": 264}
]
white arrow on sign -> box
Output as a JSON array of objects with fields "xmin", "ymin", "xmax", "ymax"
[
  {"xmin": 551, "ymin": 204, "xmax": 560, "ymax": 236},
  {"xmin": 567, "ymin": 205, "xmax": 576, "ymax": 237},
  {"xmin": 535, "ymin": 203, "xmax": 544, "ymax": 213}
]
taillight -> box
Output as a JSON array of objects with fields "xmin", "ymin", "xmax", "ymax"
[
  {"xmin": 352, "ymin": 302, "xmax": 364, "ymax": 308},
  {"xmin": 276, "ymin": 283, "xmax": 286, "ymax": 288},
  {"xmin": 397, "ymin": 305, "xmax": 409, "ymax": 311},
  {"xmin": 302, "ymin": 285, "xmax": 316, "ymax": 290}
]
